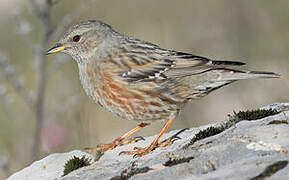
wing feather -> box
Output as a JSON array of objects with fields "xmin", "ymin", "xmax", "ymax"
[{"xmin": 114, "ymin": 43, "xmax": 246, "ymax": 82}]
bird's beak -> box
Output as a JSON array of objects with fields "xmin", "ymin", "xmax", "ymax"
[{"xmin": 46, "ymin": 43, "xmax": 66, "ymax": 55}]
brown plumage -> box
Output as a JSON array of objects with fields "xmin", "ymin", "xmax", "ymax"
[{"xmin": 47, "ymin": 20, "xmax": 280, "ymax": 156}]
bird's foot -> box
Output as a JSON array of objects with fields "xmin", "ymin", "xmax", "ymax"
[
  {"xmin": 84, "ymin": 143, "xmax": 116, "ymax": 153},
  {"xmin": 119, "ymin": 128, "xmax": 187, "ymax": 157},
  {"xmin": 119, "ymin": 146, "xmax": 155, "ymax": 158},
  {"xmin": 118, "ymin": 136, "xmax": 145, "ymax": 146},
  {"xmin": 157, "ymin": 128, "xmax": 188, "ymax": 147},
  {"xmin": 84, "ymin": 136, "xmax": 145, "ymax": 153}
]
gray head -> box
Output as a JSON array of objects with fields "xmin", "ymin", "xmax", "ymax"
[{"xmin": 46, "ymin": 20, "xmax": 120, "ymax": 63}]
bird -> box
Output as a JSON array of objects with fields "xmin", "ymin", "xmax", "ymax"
[{"xmin": 46, "ymin": 20, "xmax": 280, "ymax": 157}]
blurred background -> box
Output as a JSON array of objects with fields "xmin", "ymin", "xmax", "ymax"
[{"xmin": 0, "ymin": 0, "xmax": 288, "ymax": 178}]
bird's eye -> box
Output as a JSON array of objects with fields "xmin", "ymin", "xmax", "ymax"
[{"xmin": 72, "ymin": 35, "xmax": 81, "ymax": 42}]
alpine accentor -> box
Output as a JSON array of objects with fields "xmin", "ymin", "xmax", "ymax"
[{"xmin": 47, "ymin": 20, "xmax": 280, "ymax": 157}]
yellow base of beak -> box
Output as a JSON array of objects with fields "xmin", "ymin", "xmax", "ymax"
[{"xmin": 46, "ymin": 44, "xmax": 66, "ymax": 55}]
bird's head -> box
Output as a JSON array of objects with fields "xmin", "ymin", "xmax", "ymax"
[{"xmin": 46, "ymin": 20, "xmax": 118, "ymax": 63}]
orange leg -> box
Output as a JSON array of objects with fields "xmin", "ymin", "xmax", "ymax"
[
  {"xmin": 85, "ymin": 122, "xmax": 149, "ymax": 152},
  {"xmin": 120, "ymin": 118, "xmax": 175, "ymax": 157}
]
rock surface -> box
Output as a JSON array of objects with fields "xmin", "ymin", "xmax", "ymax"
[
  {"xmin": 8, "ymin": 151, "xmax": 94, "ymax": 180},
  {"xmin": 8, "ymin": 103, "xmax": 289, "ymax": 180}
]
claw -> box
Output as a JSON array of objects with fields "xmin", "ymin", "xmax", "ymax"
[
  {"xmin": 119, "ymin": 147, "xmax": 145, "ymax": 156},
  {"xmin": 158, "ymin": 128, "xmax": 188, "ymax": 147},
  {"xmin": 118, "ymin": 151, "xmax": 126, "ymax": 156},
  {"xmin": 133, "ymin": 154, "xmax": 140, "ymax": 158},
  {"xmin": 133, "ymin": 146, "xmax": 142, "ymax": 150},
  {"xmin": 133, "ymin": 136, "xmax": 145, "ymax": 141},
  {"xmin": 173, "ymin": 128, "xmax": 189, "ymax": 137},
  {"xmin": 86, "ymin": 135, "xmax": 146, "ymax": 154},
  {"xmin": 118, "ymin": 136, "xmax": 145, "ymax": 146},
  {"xmin": 168, "ymin": 128, "xmax": 188, "ymax": 141},
  {"xmin": 169, "ymin": 135, "xmax": 181, "ymax": 141},
  {"xmin": 119, "ymin": 146, "xmax": 153, "ymax": 157},
  {"xmin": 170, "ymin": 135, "xmax": 181, "ymax": 143}
]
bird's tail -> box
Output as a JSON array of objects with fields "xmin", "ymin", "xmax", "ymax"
[
  {"xmin": 215, "ymin": 68, "xmax": 280, "ymax": 81},
  {"xmin": 187, "ymin": 67, "xmax": 280, "ymax": 99},
  {"xmin": 208, "ymin": 59, "xmax": 280, "ymax": 79},
  {"xmin": 246, "ymin": 70, "xmax": 280, "ymax": 78}
]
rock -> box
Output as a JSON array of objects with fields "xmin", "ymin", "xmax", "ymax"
[
  {"xmin": 7, "ymin": 151, "xmax": 94, "ymax": 180},
  {"xmin": 8, "ymin": 103, "xmax": 289, "ymax": 180}
]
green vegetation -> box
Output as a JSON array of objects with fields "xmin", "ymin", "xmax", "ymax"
[
  {"xmin": 251, "ymin": 161, "xmax": 288, "ymax": 180},
  {"xmin": 163, "ymin": 156, "xmax": 194, "ymax": 167},
  {"xmin": 63, "ymin": 156, "xmax": 91, "ymax": 176},
  {"xmin": 229, "ymin": 109, "xmax": 279, "ymax": 121},
  {"xmin": 110, "ymin": 165, "xmax": 151, "ymax": 180}
]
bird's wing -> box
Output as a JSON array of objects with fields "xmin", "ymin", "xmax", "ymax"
[
  {"xmin": 164, "ymin": 51, "xmax": 245, "ymax": 78},
  {"xmin": 113, "ymin": 43, "xmax": 245, "ymax": 83}
]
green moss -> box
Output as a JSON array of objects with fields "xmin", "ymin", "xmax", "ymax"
[
  {"xmin": 163, "ymin": 156, "xmax": 194, "ymax": 167},
  {"xmin": 110, "ymin": 166, "xmax": 151, "ymax": 180},
  {"xmin": 229, "ymin": 108, "xmax": 278, "ymax": 121},
  {"xmin": 63, "ymin": 155, "xmax": 91, "ymax": 176},
  {"xmin": 267, "ymin": 120, "xmax": 289, "ymax": 125},
  {"xmin": 184, "ymin": 126, "xmax": 225, "ymax": 148},
  {"xmin": 251, "ymin": 160, "xmax": 288, "ymax": 180}
]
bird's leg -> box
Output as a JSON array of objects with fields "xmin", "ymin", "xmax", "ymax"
[
  {"xmin": 120, "ymin": 118, "xmax": 175, "ymax": 157},
  {"xmin": 85, "ymin": 122, "xmax": 149, "ymax": 153}
]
